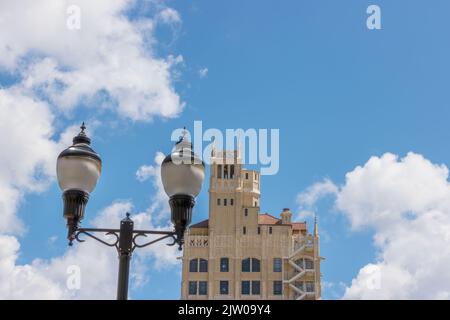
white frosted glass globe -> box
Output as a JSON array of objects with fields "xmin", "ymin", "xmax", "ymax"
[
  {"xmin": 161, "ymin": 161, "xmax": 205, "ymax": 198},
  {"xmin": 57, "ymin": 156, "xmax": 101, "ymax": 193}
]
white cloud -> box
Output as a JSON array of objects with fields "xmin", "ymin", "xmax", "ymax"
[
  {"xmin": 296, "ymin": 178, "xmax": 338, "ymax": 220},
  {"xmin": 136, "ymin": 152, "xmax": 170, "ymax": 223},
  {"xmin": 0, "ymin": 0, "xmax": 184, "ymax": 121},
  {"xmin": 158, "ymin": 8, "xmax": 182, "ymax": 25},
  {"xmin": 298, "ymin": 152, "xmax": 450, "ymax": 299},
  {"xmin": 198, "ymin": 67, "xmax": 208, "ymax": 78},
  {"xmin": 0, "ymin": 88, "xmax": 59, "ymax": 235},
  {"xmin": 136, "ymin": 166, "xmax": 156, "ymax": 182}
]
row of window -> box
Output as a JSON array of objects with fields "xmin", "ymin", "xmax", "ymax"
[
  {"xmin": 217, "ymin": 198, "xmax": 234, "ymax": 206},
  {"xmin": 189, "ymin": 258, "xmax": 313, "ymax": 273},
  {"xmin": 217, "ymin": 200, "xmax": 260, "ymax": 208},
  {"xmin": 188, "ymin": 280, "xmax": 283, "ymax": 296},
  {"xmin": 217, "ymin": 165, "xmax": 235, "ymax": 179},
  {"xmin": 216, "ymin": 165, "xmax": 259, "ymax": 181},
  {"xmin": 243, "ymin": 226, "xmax": 272, "ymax": 235}
]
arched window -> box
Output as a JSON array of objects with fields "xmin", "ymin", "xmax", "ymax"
[
  {"xmin": 189, "ymin": 259, "xmax": 198, "ymax": 272},
  {"xmin": 252, "ymin": 258, "xmax": 261, "ymax": 272},
  {"xmin": 242, "ymin": 258, "xmax": 251, "ymax": 272},
  {"xmin": 217, "ymin": 165, "xmax": 222, "ymax": 179},
  {"xmin": 199, "ymin": 259, "xmax": 208, "ymax": 272}
]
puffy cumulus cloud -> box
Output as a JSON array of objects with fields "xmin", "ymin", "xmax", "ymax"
[
  {"xmin": 0, "ymin": 88, "xmax": 58, "ymax": 235},
  {"xmin": 0, "ymin": 0, "xmax": 184, "ymax": 121},
  {"xmin": 0, "ymin": 88, "xmax": 86, "ymax": 235},
  {"xmin": 0, "ymin": 235, "xmax": 64, "ymax": 299},
  {"xmin": 298, "ymin": 152, "xmax": 450, "ymax": 299},
  {"xmin": 0, "ymin": 202, "xmax": 126, "ymax": 299},
  {"xmin": 336, "ymin": 153, "xmax": 450, "ymax": 231},
  {"xmin": 0, "ymin": 233, "xmax": 116, "ymax": 299}
]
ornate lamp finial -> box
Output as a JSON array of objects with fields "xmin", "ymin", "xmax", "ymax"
[{"xmin": 73, "ymin": 122, "xmax": 91, "ymax": 145}]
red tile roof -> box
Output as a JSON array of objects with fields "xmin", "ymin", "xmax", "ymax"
[
  {"xmin": 190, "ymin": 214, "xmax": 307, "ymax": 231},
  {"xmin": 190, "ymin": 219, "xmax": 209, "ymax": 228},
  {"xmin": 259, "ymin": 213, "xmax": 306, "ymax": 230}
]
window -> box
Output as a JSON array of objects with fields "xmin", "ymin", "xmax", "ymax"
[
  {"xmin": 217, "ymin": 198, "xmax": 221, "ymax": 206},
  {"xmin": 294, "ymin": 281, "xmax": 304, "ymax": 292},
  {"xmin": 199, "ymin": 259, "xmax": 208, "ymax": 272},
  {"xmin": 252, "ymin": 258, "xmax": 261, "ymax": 272},
  {"xmin": 252, "ymin": 281, "xmax": 261, "ymax": 295},
  {"xmin": 273, "ymin": 258, "xmax": 282, "ymax": 272},
  {"xmin": 297, "ymin": 258, "xmax": 314, "ymax": 270},
  {"xmin": 242, "ymin": 258, "xmax": 251, "ymax": 272},
  {"xmin": 254, "ymin": 201, "xmax": 257, "ymax": 207},
  {"xmin": 269, "ymin": 227, "xmax": 273, "ymax": 234},
  {"xmin": 273, "ymin": 281, "xmax": 282, "ymax": 295},
  {"xmin": 230, "ymin": 165, "xmax": 235, "ymax": 179},
  {"xmin": 220, "ymin": 258, "xmax": 229, "ymax": 272},
  {"xmin": 305, "ymin": 259, "xmax": 314, "ymax": 270},
  {"xmin": 243, "ymin": 226, "xmax": 247, "ymax": 235},
  {"xmin": 224, "ymin": 165, "xmax": 228, "ymax": 179},
  {"xmin": 220, "ymin": 281, "xmax": 229, "ymax": 295},
  {"xmin": 305, "ymin": 281, "xmax": 315, "ymax": 293},
  {"xmin": 189, "ymin": 259, "xmax": 198, "ymax": 272},
  {"xmin": 245, "ymin": 172, "xmax": 249, "ymax": 179},
  {"xmin": 199, "ymin": 281, "xmax": 208, "ymax": 295},
  {"xmin": 217, "ymin": 165, "xmax": 222, "ymax": 179},
  {"xmin": 244, "ymin": 208, "xmax": 248, "ymax": 216},
  {"xmin": 241, "ymin": 281, "xmax": 250, "ymax": 295},
  {"xmin": 188, "ymin": 281, "xmax": 197, "ymax": 295},
  {"xmin": 224, "ymin": 198, "xmax": 227, "ymax": 206},
  {"xmin": 242, "ymin": 258, "xmax": 260, "ymax": 272},
  {"xmin": 257, "ymin": 227, "xmax": 261, "ymax": 235},
  {"xmin": 230, "ymin": 199, "xmax": 234, "ymax": 206}
]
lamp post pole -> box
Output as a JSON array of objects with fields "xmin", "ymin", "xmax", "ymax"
[
  {"xmin": 117, "ymin": 214, "xmax": 133, "ymax": 300},
  {"xmin": 57, "ymin": 124, "xmax": 204, "ymax": 300}
]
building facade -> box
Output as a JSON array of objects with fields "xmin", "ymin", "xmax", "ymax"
[{"xmin": 181, "ymin": 149, "xmax": 322, "ymax": 300}]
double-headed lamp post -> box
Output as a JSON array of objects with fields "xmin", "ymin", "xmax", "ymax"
[{"xmin": 56, "ymin": 123, "xmax": 204, "ymax": 300}]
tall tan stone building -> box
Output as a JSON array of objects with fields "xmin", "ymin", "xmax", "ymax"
[{"xmin": 181, "ymin": 149, "xmax": 322, "ymax": 300}]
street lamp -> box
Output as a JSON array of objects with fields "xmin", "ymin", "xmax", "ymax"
[{"xmin": 56, "ymin": 123, "xmax": 204, "ymax": 300}]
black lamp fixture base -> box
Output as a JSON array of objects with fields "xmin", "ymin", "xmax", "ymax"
[
  {"xmin": 63, "ymin": 189, "xmax": 90, "ymax": 244},
  {"xmin": 169, "ymin": 194, "xmax": 195, "ymax": 250}
]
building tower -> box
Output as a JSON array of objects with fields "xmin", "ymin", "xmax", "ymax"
[{"xmin": 181, "ymin": 150, "xmax": 322, "ymax": 300}]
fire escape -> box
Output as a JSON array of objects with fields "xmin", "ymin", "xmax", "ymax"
[{"xmin": 283, "ymin": 235, "xmax": 317, "ymax": 300}]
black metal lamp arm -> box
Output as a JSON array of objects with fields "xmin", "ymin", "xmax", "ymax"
[{"xmin": 72, "ymin": 227, "xmax": 178, "ymax": 253}]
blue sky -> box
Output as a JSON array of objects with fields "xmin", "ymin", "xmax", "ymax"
[{"xmin": 1, "ymin": 0, "xmax": 450, "ymax": 299}]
